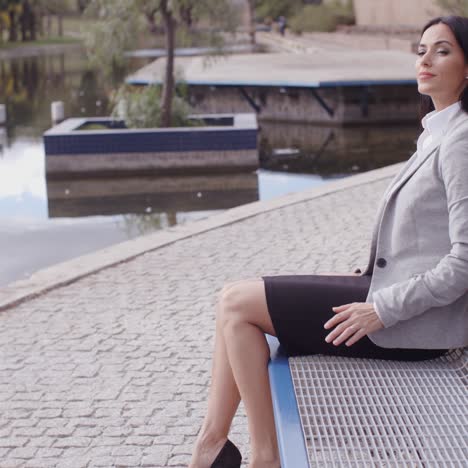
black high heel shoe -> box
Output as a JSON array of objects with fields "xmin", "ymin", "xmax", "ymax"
[{"xmin": 211, "ymin": 439, "xmax": 242, "ymax": 468}]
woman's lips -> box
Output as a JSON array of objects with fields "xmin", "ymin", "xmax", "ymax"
[{"xmin": 419, "ymin": 73, "xmax": 436, "ymax": 80}]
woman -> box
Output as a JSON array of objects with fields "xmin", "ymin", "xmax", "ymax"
[{"xmin": 189, "ymin": 15, "xmax": 468, "ymax": 468}]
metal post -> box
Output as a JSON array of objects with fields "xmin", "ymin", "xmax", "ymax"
[
  {"xmin": 0, "ymin": 104, "xmax": 6, "ymax": 125},
  {"xmin": 51, "ymin": 101, "xmax": 65, "ymax": 124},
  {"xmin": 0, "ymin": 127, "xmax": 7, "ymax": 156}
]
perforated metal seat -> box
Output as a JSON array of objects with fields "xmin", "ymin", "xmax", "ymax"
[{"xmin": 267, "ymin": 336, "xmax": 467, "ymax": 468}]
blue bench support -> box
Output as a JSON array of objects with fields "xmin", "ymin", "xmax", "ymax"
[{"xmin": 267, "ymin": 335, "xmax": 309, "ymax": 468}]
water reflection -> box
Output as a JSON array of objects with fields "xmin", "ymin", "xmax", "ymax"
[
  {"xmin": 46, "ymin": 173, "xmax": 259, "ymax": 219},
  {"xmin": 0, "ymin": 48, "xmax": 136, "ymax": 139},
  {"xmin": 0, "ymin": 139, "xmax": 47, "ymax": 220},
  {"xmin": 259, "ymin": 121, "xmax": 419, "ymax": 174}
]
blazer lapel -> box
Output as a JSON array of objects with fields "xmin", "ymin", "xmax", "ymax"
[
  {"xmin": 384, "ymin": 106, "xmax": 467, "ymax": 203},
  {"xmin": 382, "ymin": 150, "xmax": 418, "ymax": 199},
  {"xmin": 362, "ymin": 142, "xmax": 441, "ymax": 275},
  {"xmin": 363, "ymin": 106, "xmax": 467, "ymax": 276},
  {"xmin": 385, "ymin": 142, "xmax": 440, "ymax": 200}
]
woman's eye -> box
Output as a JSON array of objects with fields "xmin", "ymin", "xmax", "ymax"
[{"xmin": 417, "ymin": 50, "xmax": 448, "ymax": 56}]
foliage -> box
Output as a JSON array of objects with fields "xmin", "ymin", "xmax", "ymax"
[
  {"xmin": 78, "ymin": 122, "xmax": 110, "ymax": 130},
  {"xmin": 328, "ymin": 0, "xmax": 354, "ymax": 25},
  {"xmin": 83, "ymin": 1, "xmax": 141, "ymax": 70},
  {"xmin": 254, "ymin": 0, "xmax": 302, "ymax": 22},
  {"xmin": 84, "ymin": 0, "xmax": 237, "ymax": 127},
  {"xmin": 40, "ymin": 0, "xmax": 76, "ymax": 14},
  {"xmin": 435, "ymin": 0, "xmax": 468, "ymax": 15},
  {"xmin": 120, "ymin": 212, "xmax": 166, "ymax": 237},
  {"xmin": 110, "ymin": 82, "xmax": 198, "ymax": 128},
  {"xmin": 289, "ymin": 5, "xmax": 336, "ymax": 33},
  {"xmin": 0, "ymin": 36, "xmax": 79, "ymax": 48},
  {"xmin": 289, "ymin": 0, "xmax": 354, "ymax": 34},
  {"xmin": 0, "ymin": 0, "xmax": 78, "ymax": 43},
  {"xmin": 84, "ymin": 0, "xmax": 236, "ymax": 72}
]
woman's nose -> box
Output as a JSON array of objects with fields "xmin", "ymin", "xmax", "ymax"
[{"xmin": 420, "ymin": 51, "xmax": 432, "ymax": 66}]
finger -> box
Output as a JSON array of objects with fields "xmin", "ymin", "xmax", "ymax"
[
  {"xmin": 332, "ymin": 303, "xmax": 353, "ymax": 313},
  {"xmin": 330, "ymin": 324, "xmax": 358, "ymax": 346},
  {"xmin": 324, "ymin": 310, "xmax": 351, "ymax": 329},
  {"xmin": 345, "ymin": 328, "xmax": 366, "ymax": 347},
  {"xmin": 325, "ymin": 319, "xmax": 353, "ymax": 343}
]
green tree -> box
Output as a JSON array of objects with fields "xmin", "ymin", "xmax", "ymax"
[
  {"xmin": 40, "ymin": 0, "xmax": 75, "ymax": 37},
  {"xmin": 0, "ymin": 0, "xmax": 76, "ymax": 43},
  {"xmin": 84, "ymin": 0, "xmax": 237, "ymax": 128},
  {"xmin": 76, "ymin": 0, "xmax": 90, "ymax": 13},
  {"xmin": 0, "ymin": 0, "xmax": 22, "ymax": 42},
  {"xmin": 110, "ymin": 82, "xmax": 195, "ymax": 129},
  {"xmin": 436, "ymin": 0, "xmax": 468, "ymax": 15},
  {"xmin": 254, "ymin": 0, "xmax": 302, "ymax": 22},
  {"xmin": 289, "ymin": 0, "xmax": 354, "ymax": 34}
]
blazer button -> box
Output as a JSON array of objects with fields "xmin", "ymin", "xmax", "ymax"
[{"xmin": 376, "ymin": 258, "xmax": 387, "ymax": 268}]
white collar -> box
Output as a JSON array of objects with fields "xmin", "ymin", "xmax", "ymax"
[{"xmin": 422, "ymin": 101, "xmax": 462, "ymax": 140}]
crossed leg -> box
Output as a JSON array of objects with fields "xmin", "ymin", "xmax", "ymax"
[
  {"xmin": 189, "ymin": 278, "xmax": 280, "ymax": 468},
  {"xmin": 190, "ymin": 273, "xmax": 360, "ymax": 467}
]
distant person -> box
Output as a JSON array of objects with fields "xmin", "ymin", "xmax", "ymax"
[
  {"xmin": 278, "ymin": 15, "xmax": 286, "ymax": 36},
  {"xmin": 189, "ymin": 15, "xmax": 468, "ymax": 468}
]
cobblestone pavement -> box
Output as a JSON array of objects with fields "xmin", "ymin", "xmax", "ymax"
[{"xmin": 0, "ymin": 176, "xmax": 391, "ymax": 467}]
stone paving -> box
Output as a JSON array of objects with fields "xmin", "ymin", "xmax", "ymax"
[
  {"xmin": 0, "ymin": 171, "xmax": 396, "ymax": 467},
  {"xmin": 256, "ymin": 30, "xmax": 417, "ymax": 54}
]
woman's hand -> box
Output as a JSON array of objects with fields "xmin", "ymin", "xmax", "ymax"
[{"xmin": 324, "ymin": 302, "xmax": 384, "ymax": 347}]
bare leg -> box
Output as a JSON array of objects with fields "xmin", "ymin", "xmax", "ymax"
[
  {"xmin": 189, "ymin": 280, "xmax": 255, "ymax": 468},
  {"xmin": 190, "ymin": 273, "xmax": 357, "ymax": 467},
  {"xmin": 219, "ymin": 279, "xmax": 280, "ymax": 468}
]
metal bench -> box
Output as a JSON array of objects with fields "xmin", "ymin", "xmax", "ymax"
[{"xmin": 267, "ymin": 335, "xmax": 467, "ymax": 467}]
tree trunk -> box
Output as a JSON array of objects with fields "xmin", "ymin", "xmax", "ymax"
[
  {"xmin": 37, "ymin": 12, "xmax": 44, "ymax": 37},
  {"xmin": 20, "ymin": 2, "xmax": 28, "ymax": 41},
  {"xmin": 58, "ymin": 14, "xmax": 63, "ymax": 36},
  {"xmin": 180, "ymin": 6, "xmax": 193, "ymax": 29},
  {"xmin": 77, "ymin": 0, "xmax": 88, "ymax": 14},
  {"xmin": 144, "ymin": 10, "xmax": 158, "ymax": 34},
  {"xmin": 167, "ymin": 212, "xmax": 177, "ymax": 226},
  {"xmin": 47, "ymin": 14, "xmax": 52, "ymax": 37},
  {"xmin": 160, "ymin": 0, "xmax": 176, "ymax": 128},
  {"xmin": 9, "ymin": 10, "xmax": 17, "ymax": 42},
  {"xmin": 30, "ymin": 9, "xmax": 37, "ymax": 40},
  {"xmin": 20, "ymin": 19, "xmax": 27, "ymax": 42},
  {"xmin": 20, "ymin": 0, "xmax": 37, "ymax": 41},
  {"xmin": 247, "ymin": 0, "xmax": 256, "ymax": 46}
]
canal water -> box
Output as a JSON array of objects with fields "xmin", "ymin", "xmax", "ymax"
[{"xmin": 0, "ymin": 47, "xmax": 419, "ymax": 287}]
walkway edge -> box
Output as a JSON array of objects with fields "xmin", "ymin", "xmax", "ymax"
[{"xmin": 0, "ymin": 163, "xmax": 403, "ymax": 312}]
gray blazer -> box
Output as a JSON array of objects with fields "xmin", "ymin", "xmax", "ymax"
[{"xmin": 358, "ymin": 107, "xmax": 468, "ymax": 349}]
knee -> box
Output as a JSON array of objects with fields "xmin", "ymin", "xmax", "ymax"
[{"xmin": 217, "ymin": 282, "xmax": 249, "ymax": 327}]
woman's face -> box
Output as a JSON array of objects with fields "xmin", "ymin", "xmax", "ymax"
[{"xmin": 416, "ymin": 23, "xmax": 468, "ymax": 110}]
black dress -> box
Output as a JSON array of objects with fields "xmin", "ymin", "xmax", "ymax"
[{"xmin": 262, "ymin": 274, "xmax": 447, "ymax": 361}]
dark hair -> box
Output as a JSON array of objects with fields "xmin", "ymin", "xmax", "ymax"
[{"xmin": 418, "ymin": 15, "xmax": 468, "ymax": 119}]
